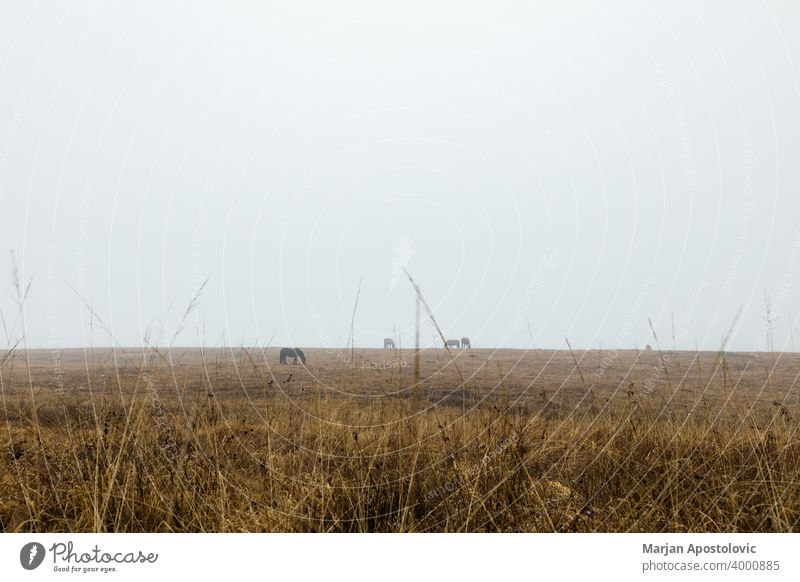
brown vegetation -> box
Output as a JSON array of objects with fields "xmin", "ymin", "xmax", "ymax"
[{"xmin": 1, "ymin": 347, "xmax": 798, "ymax": 532}]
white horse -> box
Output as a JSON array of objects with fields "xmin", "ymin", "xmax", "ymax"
[
  {"xmin": 383, "ymin": 338, "xmax": 396, "ymax": 349},
  {"xmin": 444, "ymin": 339, "xmax": 460, "ymax": 349}
]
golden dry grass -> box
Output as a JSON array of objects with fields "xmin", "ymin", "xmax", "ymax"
[{"xmin": 1, "ymin": 346, "xmax": 798, "ymax": 532}]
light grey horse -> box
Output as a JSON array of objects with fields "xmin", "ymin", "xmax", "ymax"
[
  {"xmin": 460, "ymin": 337, "xmax": 471, "ymax": 349},
  {"xmin": 444, "ymin": 339, "xmax": 460, "ymax": 349},
  {"xmin": 383, "ymin": 338, "xmax": 395, "ymax": 349}
]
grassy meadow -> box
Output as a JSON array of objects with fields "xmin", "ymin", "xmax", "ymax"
[{"xmin": 1, "ymin": 346, "xmax": 798, "ymax": 532}]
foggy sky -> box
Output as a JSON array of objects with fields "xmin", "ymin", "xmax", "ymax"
[{"xmin": 1, "ymin": 1, "xmax": 799, "ymax": 351}]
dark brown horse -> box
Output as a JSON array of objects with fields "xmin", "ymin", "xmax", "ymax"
[{"xmin": 279, "ymin": 348, "xmax": 306, "ymax": 365}]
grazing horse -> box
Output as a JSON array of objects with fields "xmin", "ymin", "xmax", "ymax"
[
  {"xmin": 279, "ymin": 347, "xmax": 306, "ymax": 365},
  {"xmin": 383, "ymin": 338, "xmax": 395, "ymax": 349},
  {"xmin": 444, "ymin": 339, "xmax": 460, "ymax": 349},
  {"xmin": 460, "ymin": 337, "xmax": 471, "ymax": 349}
]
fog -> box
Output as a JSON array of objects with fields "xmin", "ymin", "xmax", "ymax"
[{"xmin": 1, "ymin": 1, "xmax": 799, "ymax": 351}]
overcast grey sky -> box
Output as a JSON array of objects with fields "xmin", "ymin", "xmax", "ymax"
[{"xmin": 0, "ymin": 1, "xmax": 799, "ymax": 351}]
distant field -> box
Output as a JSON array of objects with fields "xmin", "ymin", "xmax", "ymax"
[{"xmin": 1, "ymin": 346, "xmax": 798, "ymax": 532}]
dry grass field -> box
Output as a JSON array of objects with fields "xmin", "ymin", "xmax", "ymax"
[{"xmin": 1, "ymin": 345, "xmax": 798, "ymax": 532}]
